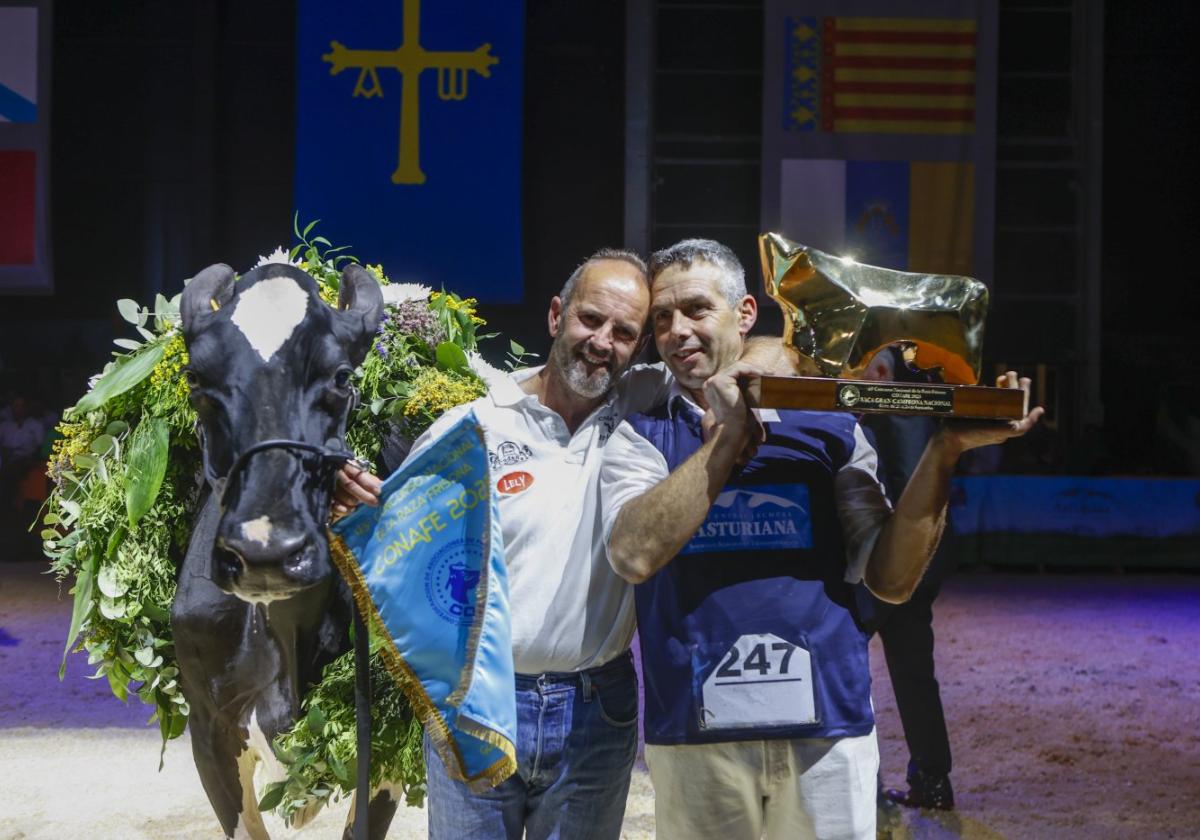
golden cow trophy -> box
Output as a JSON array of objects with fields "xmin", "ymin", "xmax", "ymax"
[{"xmin": 751, "ymin": 232, "xmax": 1024, "ymax": 420}]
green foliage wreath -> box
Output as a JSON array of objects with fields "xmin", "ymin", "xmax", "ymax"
[{"xmin": 43, "ymin": 222, "xmax": 516, "ymax": 820}]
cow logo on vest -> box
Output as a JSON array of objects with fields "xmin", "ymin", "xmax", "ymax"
[
  {"xmin": 497, "ymin": 470, "xmax": 533, "ymax": 495},
  {"xmin": 424, "ymin": 537, "xmax": 484, "ymax": 625},
  {"xmin": 488, "ymin": 440, "xmax": 532, "ymax": 470}
]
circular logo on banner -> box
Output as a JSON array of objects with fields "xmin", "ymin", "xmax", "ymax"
[
  {"xmin": 423, "ymin": 538, "xmax": 484, "ymax": 626},
  {"xmin": 497, "ymin": 471, "xmax": 534, "ymax": 495},
  {"xmin": 838, "ymin": 384, "xmax": 860, "ymax": 408}
]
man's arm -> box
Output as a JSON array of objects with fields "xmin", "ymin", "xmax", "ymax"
[
  {"xmin": 739, "ymin": 336, "xmax": 805, "ymax": 375},
  {"xmin": 331, "ymin": 402, "xmax": 473, "ymax": 516},
  {"xmin": 606, "ymin": 365, "xmax": 760, "ymax": 584},
  {"xmin": 862, "ymin": 372, "xmax": 1044, "ymax": 603}
]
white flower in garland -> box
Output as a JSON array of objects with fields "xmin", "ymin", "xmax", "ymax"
[
  {"xmin": 255, "ymin": 246, "xmax": 301, "ymax": 268},
  {"xmin": 467, "ymin": 350, "xmax": 507, "ymax": 389},
  {"xmin": 381, "ymin": 283, "xmax": 433, "ymax": 306}
]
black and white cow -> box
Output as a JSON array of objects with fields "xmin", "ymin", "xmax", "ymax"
[{"xmin": 173, "ymin": 261, "xmax": 396, "ymax": 839}]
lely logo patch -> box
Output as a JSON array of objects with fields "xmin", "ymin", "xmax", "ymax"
[{"xmin": 497, "ymin": 471, "xmax": 534, "ymax": 495}]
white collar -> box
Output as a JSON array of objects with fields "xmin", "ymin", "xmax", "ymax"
[
  {"xmin": 492, "ymin": 364, "xmax": 620, "ymax": 419},
  {"xmin": 665, "ymin": 379, "xmax": 780, "ymax": 423}
]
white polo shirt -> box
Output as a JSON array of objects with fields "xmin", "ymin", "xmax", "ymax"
[{"xmin": 405, "ymin": 364, "xmax": 670, "ymax": 675}]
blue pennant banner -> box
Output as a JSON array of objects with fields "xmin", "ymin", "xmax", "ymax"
[
  {"xmin": 295, "ymin": 0, "xmax": 525, "ymax": 302},
  {"xmin": 330, "ymin": 411, "xmax": 516, "ymax": 788}
]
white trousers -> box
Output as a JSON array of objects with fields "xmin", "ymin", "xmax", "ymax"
[{"xmin": 645, "ymin": 731, "xmax": 878, "ymax": 840}]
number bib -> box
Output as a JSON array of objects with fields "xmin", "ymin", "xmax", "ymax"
[{"xmin": 698, "ymin": 633, "xmax": 817, "ymax": 732}]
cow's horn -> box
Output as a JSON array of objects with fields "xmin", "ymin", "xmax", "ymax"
[
  {"xmin": 181, "ymin": 263, "xmax": 236, "ymax": 336},
  {"xmin": 337, "ymin": 263, "xmax": 384, "ymax": 327},
  {"xmin": 335, "ymin": 264, "xmax": 385, "ymax": 366}
]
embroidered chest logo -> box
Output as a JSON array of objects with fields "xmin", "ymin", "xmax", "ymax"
[{"xmin": 488, "ymin": 440, "xmax": 532, "ymax": 470}]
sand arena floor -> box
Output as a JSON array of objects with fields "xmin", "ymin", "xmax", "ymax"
[{"xmin": 0, "ymin": 562, "xmax": 1197, "ymax": 839}]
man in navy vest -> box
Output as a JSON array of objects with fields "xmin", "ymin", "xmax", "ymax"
[{"xmin": 600, "ymin": 239, "xmax": 1042, "ymax": 839}]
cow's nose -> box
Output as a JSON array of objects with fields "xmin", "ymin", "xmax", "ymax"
[
  {"xmin": 218, "ymin": 529, "xmax": 308, "ymax": 567},
  {"xmin": 216, "ymin": 527, "xmax": 322, "ymax": 597}
]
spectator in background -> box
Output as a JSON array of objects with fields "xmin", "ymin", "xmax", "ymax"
[
  {"xmin": 859, "ymin": 345, "xmax": 956, "ymax": 811},
  {"xmin": 0, "ymin": 395, "xmax": 45, "ymax": 464},
  {"xmin": 0, "ymin": 394, "xmax": 48, "ymax": 557}
]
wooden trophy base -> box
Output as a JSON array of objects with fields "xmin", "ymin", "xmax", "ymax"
[{"xmin": 750, "ymin": 376, "xmax": 1026, "ymax": 420}]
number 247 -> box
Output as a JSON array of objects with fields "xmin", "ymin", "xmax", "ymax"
[{"xmin": 716, "ymin": 642, "xmax": 795, "ymax": 678}]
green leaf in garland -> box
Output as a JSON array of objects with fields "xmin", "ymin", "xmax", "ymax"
[
  {"xmin": 126, "ymin": 417, "xmax": 171, "ymax": 528},
  {"xmin": 74, "ymin": 342, "xmax": 166, "ymax": 414},
  {"xmin": 159, "ymin": 706, "xmax": 187, "ymax": 742},
  {"xmin": 258, "ymin": 782, "xmax": 286, "ymax": 813},
  {"xmin": 60, "ymin": 550, "xmax": 97, "ymax": 680},
  {"xmin": 116, "ymin": 298, "xmax": 142, "ymax": 325},
  {"xmin": 141, "ymin": 602, "xmax": 170, "ymax": 623},
  {"xmin": 306, "ymin": 704, "xmax": 326, "ymax": 735},
  {"xmin": 328, "ymin": 750, "xmax": 350, "ymax": 785},
  {"xmin": 435, "ymin": 341, "xmax": 469, "ymax": 374},
  {"xmin": 97, "ymin": 564, "xmax": 128, "ymax": 598}
]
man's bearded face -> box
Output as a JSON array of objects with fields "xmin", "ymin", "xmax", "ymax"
[
  {"xmin": 549, "ymin": 263, "xmax": 649, "ymax": 400},
  {"xmin": 552, "ymin": 327, "xmax": 616, "ymax": 399}
]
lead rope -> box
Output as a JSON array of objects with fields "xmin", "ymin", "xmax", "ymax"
[{"xmin": 353, "ymin": 607, "xmax": 371, "ymax": 840}]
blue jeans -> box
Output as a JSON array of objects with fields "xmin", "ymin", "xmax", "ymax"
[{"xmin": 425, "ymin": 651, "xmax": 639, "ymax": 840}]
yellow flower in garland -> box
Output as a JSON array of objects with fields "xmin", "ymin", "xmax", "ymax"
[
  {"xmin": 141, "ymin": 334, "xmax": 198, "ymax": 433},
  {"xmin": 148, "ymin": 334, "xmax": 191, "ymax": 401},
  {"xmin": 431, "ymin": 291, "xmax": 487, "ymax": 326},
  {"xmin": 317, "ymin": 283, "xmax": 339, "ymax": 308},
  {"xmin": 402, "ymin": 368, "xmax": 487, "ymax": 423},
  {"xmin": 49, "ymin": 418, "xmax": 97, "ymax": 474}
]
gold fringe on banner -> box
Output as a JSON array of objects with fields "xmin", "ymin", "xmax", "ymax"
[{"xmin": 327, "ymin": 529, "xmax": 517, "ymax": 791}]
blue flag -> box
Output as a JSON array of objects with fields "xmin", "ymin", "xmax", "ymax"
[
  {"xmin": 330, "ymin": 411, "xmax": 516, "ymax": 788},
  {"xmin": 295, "ymin": 0, "xmax": 525, "ymax": 302}
]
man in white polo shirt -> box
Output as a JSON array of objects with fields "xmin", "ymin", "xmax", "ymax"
[{"xmin": 336, "ymin": 248, "xmax": 667, "ymax": 839}]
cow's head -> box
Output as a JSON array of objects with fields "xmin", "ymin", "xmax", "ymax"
[{"xmin": 180, "ymin": 262, "xmax": 383, "ymax": 602}]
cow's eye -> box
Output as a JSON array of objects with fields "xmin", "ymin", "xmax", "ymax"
[
  {"xmin": 183, "ymin": 368, "xmax": 201, "ymax": 389},
  {"xmin": 333, "ymin": 367, "xmax": 353, "ymax": 389}
]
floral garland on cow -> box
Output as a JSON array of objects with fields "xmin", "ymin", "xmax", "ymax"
[{"xmin": 43, "ymin": 222, "xmax": 525, "ymax": 819}]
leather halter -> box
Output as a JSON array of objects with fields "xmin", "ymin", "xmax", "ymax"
[{"xmin": 198, "ymin": 388, "xmax": 366, "ymax": 509}]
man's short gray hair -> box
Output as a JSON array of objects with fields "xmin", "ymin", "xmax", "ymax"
[
  {"xmin": 559, "ymin": 248, "xmax": 649, "ymax": 311},
  {"xmin": 649, "ymin": 239, "xmax": 746, "ymax": 307}
]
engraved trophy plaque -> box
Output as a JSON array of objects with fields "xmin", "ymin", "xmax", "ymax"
[{"xmin": 750, "ymin": 232, "xmax": 1025, "ymax": 420}]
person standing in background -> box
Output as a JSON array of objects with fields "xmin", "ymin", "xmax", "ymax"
[{"xmin": 860, "ymin": 345, "xmax": 956, "ymax": 811}]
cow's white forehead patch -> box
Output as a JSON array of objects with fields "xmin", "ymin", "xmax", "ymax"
[
  {"xmin": 240, "ymin": 516, "xmax": 273, "ymax": 547},
  {"xmin": 230, "ymin": 276, "xmax": 310, "ymax": 362}
]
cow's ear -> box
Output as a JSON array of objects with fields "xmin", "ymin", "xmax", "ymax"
[
  {"xmin": 336, "ymin": 264, "xmax": 385, "ymax": 363},
  {"xmin": 181, "ymin": 264, "xmax": 236, "ymax": 337}
]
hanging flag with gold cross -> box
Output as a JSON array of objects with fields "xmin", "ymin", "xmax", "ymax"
[
  {"xmin": 295, "ymin": 0, "xmax": 524, "ymax": 302},
  {"xmin": 761, "ymin": 1, "xmax": 996, "ymax": 283}
]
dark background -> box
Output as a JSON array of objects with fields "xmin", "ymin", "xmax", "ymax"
[{"xmin": 1, "ymin": 0, "xmax": 1197, "ymax": 475}]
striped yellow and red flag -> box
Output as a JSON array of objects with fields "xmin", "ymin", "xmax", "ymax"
[
  {"xmin": 796, "ymin": 16, "xmax": 978, "ymax": 135},
  {"xmin": 823, "ymin": 17, "xmax": 976, "ymax": 134}
]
